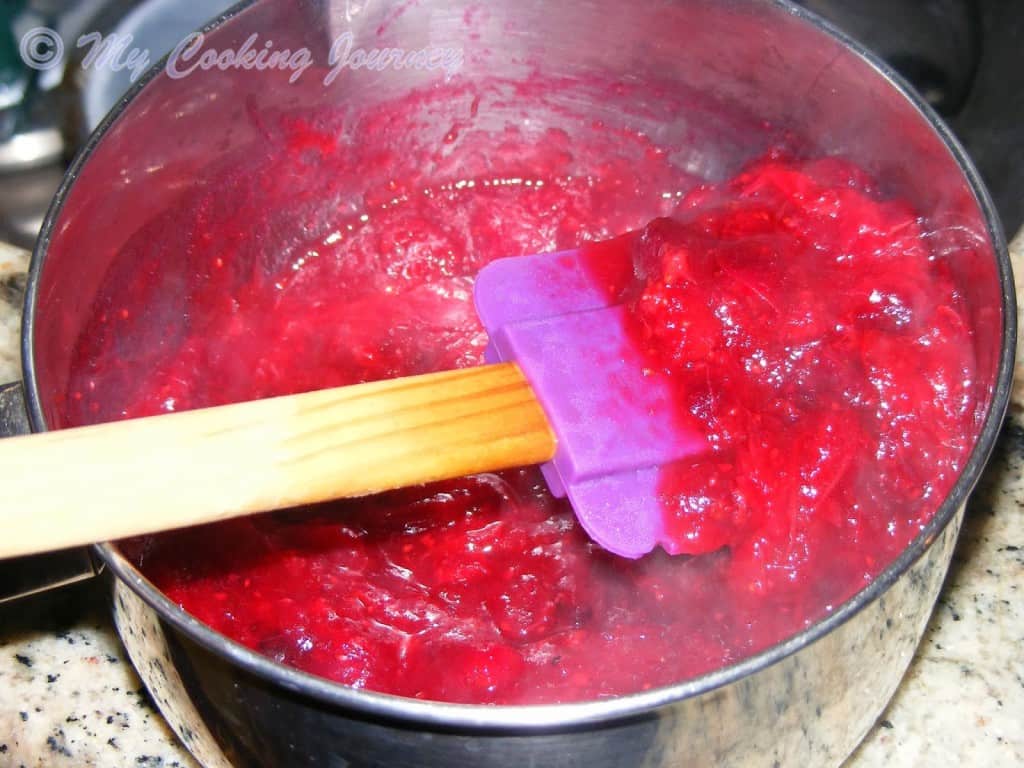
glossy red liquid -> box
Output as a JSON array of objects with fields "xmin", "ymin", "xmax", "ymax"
[
  {"xmin": 65, "ymin": 95, "xmax": 978, "ymax": 703},
  {"xmin": 584, "ymin": 156, "xmax": 976, "ymax": 589}
]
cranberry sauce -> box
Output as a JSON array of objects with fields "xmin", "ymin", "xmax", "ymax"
[
  {"xmin": 583, "ymin": 155, "xmax": 976, "ymax": 596},
  {"xmin": 64, "ymin": 88, "xmax": 979, "ymax": 704}
]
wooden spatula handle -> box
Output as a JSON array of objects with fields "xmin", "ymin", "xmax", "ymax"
[{"xmin": 0, "ymin": 362, "xmax": 556, "ymax": 560}]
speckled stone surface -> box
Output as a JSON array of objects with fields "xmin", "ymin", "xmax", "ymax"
[
  {"xmin": 0, "ymin": 244, "xmax": 28, "ymax": 386},
  {"xmin": 0, "ymin": 582, "xmax": 200, "ymax": 767},
  {"xmin": 0, "ymin": 234, "xmax": 1022, "ymax": 767}
]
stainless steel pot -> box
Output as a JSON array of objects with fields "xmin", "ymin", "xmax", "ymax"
[{"xmin": 2, "ymin": 0, "xmax": 1014, "ymax": 766}]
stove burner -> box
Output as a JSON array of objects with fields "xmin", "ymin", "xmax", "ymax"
[{"xmin": 799, "ymin": 0, "xmax": 981, "ymax": 117}]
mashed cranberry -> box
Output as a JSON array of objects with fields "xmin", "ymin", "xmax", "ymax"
[
  {"xmin": 586, "ymin": 156, "xmax": 976, "ymax": 589},
  {"xmin": 65, "ymin": 89, "xmax": 978, "ymax": 704}
]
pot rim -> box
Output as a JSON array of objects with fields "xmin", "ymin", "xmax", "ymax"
[{"xmin": 21, "ymin": 0, "xmax": 1016, "ymax": 732}]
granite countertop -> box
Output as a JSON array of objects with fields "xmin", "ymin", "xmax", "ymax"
[{"xmin": 0, "ymin": 235, "xmax": 1022, "ymax": 768}]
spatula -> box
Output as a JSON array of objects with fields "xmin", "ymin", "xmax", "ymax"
[{"xmin": 0, "ymin": 247, "xmax": 707, "ymax": 561}]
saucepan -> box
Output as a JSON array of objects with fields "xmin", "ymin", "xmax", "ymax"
[{"xmin": 0, "ymin": 0, "xmax": 1014, "ymax": 765}]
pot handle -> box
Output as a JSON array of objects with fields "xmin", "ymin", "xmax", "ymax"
[{"xmin": 0, "ymin": 381, "xmax": 101, "ymax": 603}]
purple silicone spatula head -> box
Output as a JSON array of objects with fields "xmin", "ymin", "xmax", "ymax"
[{"xmin": 474, "ymin": 248, "xmax": 708, "ymax": 558}]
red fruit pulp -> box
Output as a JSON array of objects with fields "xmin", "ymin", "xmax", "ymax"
[
  {"xmin": 582, "ymin": 155, "xmax": 977, "ymax": 588},
  {"xmin": 64, "ymin": 87, "xmax": 979, "ymax": 705}
]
